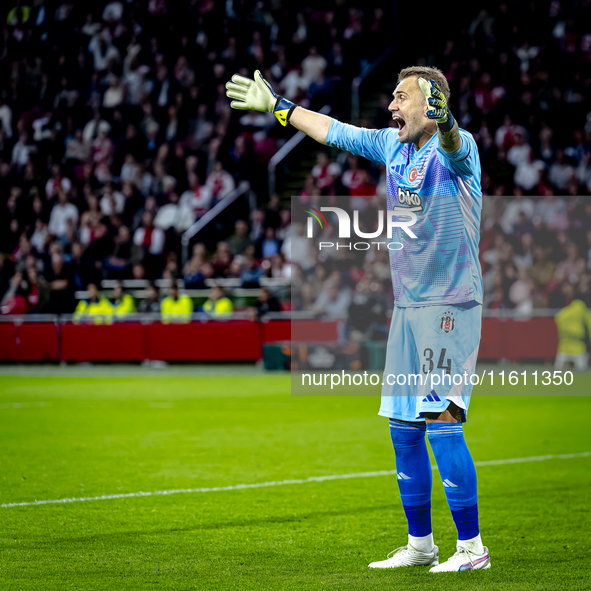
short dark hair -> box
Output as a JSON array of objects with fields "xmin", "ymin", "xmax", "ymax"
[{"xmin": 398, "ymin": 66, "xmax": 451, "ymax": 102}]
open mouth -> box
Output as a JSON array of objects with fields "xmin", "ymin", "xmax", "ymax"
[{"xmin": 392, "ymin": 116, "xmax": 406, "ymax": 131}]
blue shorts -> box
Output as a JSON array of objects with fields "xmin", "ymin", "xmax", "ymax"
[{"xmin": 379, "ymin": 301, "xmax": 482, "ymax": 423}]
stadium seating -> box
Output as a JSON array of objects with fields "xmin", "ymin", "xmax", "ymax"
[{"xmin": 0, "ymin": 1, "xmax": 589, "ymax": 365}]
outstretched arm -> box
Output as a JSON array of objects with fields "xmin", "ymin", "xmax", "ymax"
[
  {"xmin": 226, "ymin": 70, "xmax": 332, "ymax": 144},
  {"xmin": 289, "ymin": 107, "xmax": 332, "ymax": 145}
]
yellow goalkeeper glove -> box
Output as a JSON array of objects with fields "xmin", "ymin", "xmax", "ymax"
[
  {"xmin": 418, "ymin": 77, "xmax": 455, "ymax": 132},
  {"xmin": 225, "ymin": 70, "xmax": 296, "ymax": 127}
]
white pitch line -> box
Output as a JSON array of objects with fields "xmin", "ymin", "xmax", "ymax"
[{"xmin": 2, "ymin": 451, "xmax": 590, "ymax": 509}]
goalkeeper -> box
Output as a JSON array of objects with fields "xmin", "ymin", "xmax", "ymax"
[{"xmin": 227, "ymin": 67, "xmax": 488, "ymax": 573}]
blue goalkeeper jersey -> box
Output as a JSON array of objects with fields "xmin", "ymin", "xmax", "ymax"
[{"xmin": 326, "ymin": 121, "xmax": 483, "ymax": 307}]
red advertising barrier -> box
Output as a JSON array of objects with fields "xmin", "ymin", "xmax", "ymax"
[
  {"xmin": 478, "ymin": 319, "xmax": 503, "ymax": 360},
  {"xmin": 0, "ymin": 318, "xmax": 559, "ymax": 363},
  {"xmin": 0, "ymin": 322, "xmax": 58, "ymax": 361},
  {"xmin": 61, "ymin": 323, "xmax": 147, "ymax": 362},
  {"xmin": 478, "ymin": 318, "xmax": 558, "ymax": 362},
  {"xmin": 503, "ymin": 318, "xmax": 558, "ymax": 362},
  {"xmin": 261, "ymin": 320, "xmax": 339, "ymax": 343},
  {"xmin": 147, "ymin": 321, "xmax": 262, "ymax": 361}
]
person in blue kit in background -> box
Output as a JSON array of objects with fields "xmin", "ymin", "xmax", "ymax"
[{"xmin": 226, "ymin": 65, "xmax": 489, "ymax": 573}]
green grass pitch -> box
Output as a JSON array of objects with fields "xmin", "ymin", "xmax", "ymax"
[{"xmin": 0, "ymin": 370, "xmax": 590, "ymax": 590}]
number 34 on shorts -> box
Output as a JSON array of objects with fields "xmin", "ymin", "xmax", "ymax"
[{"xmin": 380, "ymin": 301, "xmax": 482, "ymax": 421}]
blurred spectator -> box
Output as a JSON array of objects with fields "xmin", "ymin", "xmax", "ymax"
[
  {"xmin": 0, "ymin": 272, "xmax": 28, "ymax": 314},
  {"xmin": 100, "ymin": 184, "xmax": 125, "ymax": 217},
  {"xmin": 347, "ymin": 275, "xmax": 389, "ymax": 340},
  {"xmin": 269, "ymin": 253, "xmax": 291, "ymax": 279},
  {"xmin": 241, "ymin": 252, "xmax": 265, "ymax": 288},
  {"xmin": 65, "ymin": 129, "xmax": 90, "ymax": 167},
  {"xmin": 227, "ymin": 220, "xmax": 253, "ymax": 256},
  {"xmin": 184, "ymin": 256, "xmax": 206, "ymax": 288},
  {"xmin": 104, "ymin": 226, "xmax": 132, "ymax": 279},
  {"xmin": 250, "ymin": 209, "xmax": 266, "ymax": 244},
  {"xmin": 48, "ymin": 189, "xmax": 78, "ymax": 241},
  {"xmin": 44, "ymin": 250, "xmax": 74, "ymax": 314},
  {"xmin": 255, "ymin": 287, "xmax": 281, "ymax": 318},
  {"xmin": 342, "ymin": 155, "xmax": 375, "ymax": 209},
  {"xmin": 508, "ymin": 268, "xmax": 534, "ymax": 317},
  {"xmin": 312, "ymin": 275, "xmax": 351, "ymax": 320},
  {"xmin": 554, "ymin": 298, "xmax": 591, "ymax": 371},
  {"xmin": 264, "ymin": 194, "xmax": 282, "ymax": 230},
  {"xmin": 535, "ymin": 195, "xmax": 568, "ymax": 232},
  {"xmin": 23, "ymin": 265, "xmax": 50, "ymax": 313},
  {"xmin": 302, "ymin": 46, "xmax": 327, "ymax": 88},
  {"xmin": 527, "ymin": 245, "xmax": 556, "ymax": 305},
  {"xmin": 537, "ymin": 129, "xmax": 555, "ymax": 168},
  {"xmin": 179, "ymin": 173, "xmax": 212, "ymax": 221},
  {"xmin": 549, "ymin": 280, "xmax": 576, "ymax": 309},
  {"xmin": 111, "ymin": 283, "xmax": 136, "ymax": 318},
  {"xmin": 513, "ymin": 149, "xmax": 544, "ymax": 193},
  {"xmin": 512, "ymin": 212, "xmax": 534, "ymax": 239},
  {"xmin": 73, "ymin": 283, "xmax": 113, "ymax": 324},
  {"xmin": 495, "ymin": 115, "xmax": 515, "ymax": 149},
  {"xmin": 312, "ymin": 152, "xmax": 340, "ymax": 195},
  {"xmin": 506, "ymin": 128, "xmax": 530, "ymax": 167},
  {"xmin": 45, "ymin": 164, "xmax": 72, "ymax": 200},
  {"xmin": 11, "ymin": 130, "xmax": 37, "ymax": 173},
  {"xmin": 211, "ymin": 242, "xmax": 233, "ymax": 278},
  {"xmin": 132, "ymin": 211, "xmax": 165, "ymax": 278},
  {"xmin": 201, "ymin": 285, "xmax": 233, "ymax": 318},
  {"xmin": 138, "ymin": 283, "xmax": 161, "ymax": 313},
  {"xmin": 154, "ymin": 186, "xmax": 194, "ymax": 233},
  {"xmin": 161, "ymin": 284, "xmax": 193, "ymax": 323},
  {"xmin": 554, "ymin": 243, "xmax": 586, "ymax": 284},
  {"xmin": 261, "ymin": 227, "xmax": 280, "ymax": 259},
  {"xmin": 501, "ymin": 193, "xmax": 534, "ymax": 234},
  {"xmin": 277, "ymin": 210, "xmax": 292, "ymax": 242},
  {"xmin": 92, "ymin": 121, "xmax": 114, "ymax": 182},
  {"xmin": 103, "ymin": 74, "xmax": 123, "ymax": 109},
  {"xmin": 548, "ymin": 150, "xmax": 575, "ymax": 192},
  {"xmin": 162, "ymin": 253, "xmax": 180, "ymax": 283},
  {"xmin": 205, "ymin": 161, "xmax": 235, "ymax": 202},
  {"xmin": 70, "ymin": 242, "xmax": 100, "ymax": 290},
  {"xmin": 280, "ymin": 65, "xmax": 307, "ymax": 101},
  {"xmin": 284, "ymin": 223, "xmax": 312, "ymax": 269}
]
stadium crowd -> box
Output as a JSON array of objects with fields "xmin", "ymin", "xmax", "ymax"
[{"xmin": 0, "ymin": 1, "xmax": 590, "ymax": 326}]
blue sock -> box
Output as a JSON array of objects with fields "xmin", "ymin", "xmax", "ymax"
[
  {"xmin": 427, "ymin": 422, "xmax": 479, "ymax": 541},
  {"xmin": 389, "ymin": 419, "xmax": 432, "ymax": 537}
]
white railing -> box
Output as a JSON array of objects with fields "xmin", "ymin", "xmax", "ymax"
[{"xmin": 73, "ymin": 277, "xmax": 291, "ymax": 301}]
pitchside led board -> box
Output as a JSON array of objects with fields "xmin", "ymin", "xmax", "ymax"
[{"xmin": 288, "ymin": 196, "xmax": 580, "ymax": 397}]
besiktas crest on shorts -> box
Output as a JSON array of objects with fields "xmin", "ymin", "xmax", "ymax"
[{"xmin": 440, "ymin": 311, "xmax": 455, "ymax": 333}]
